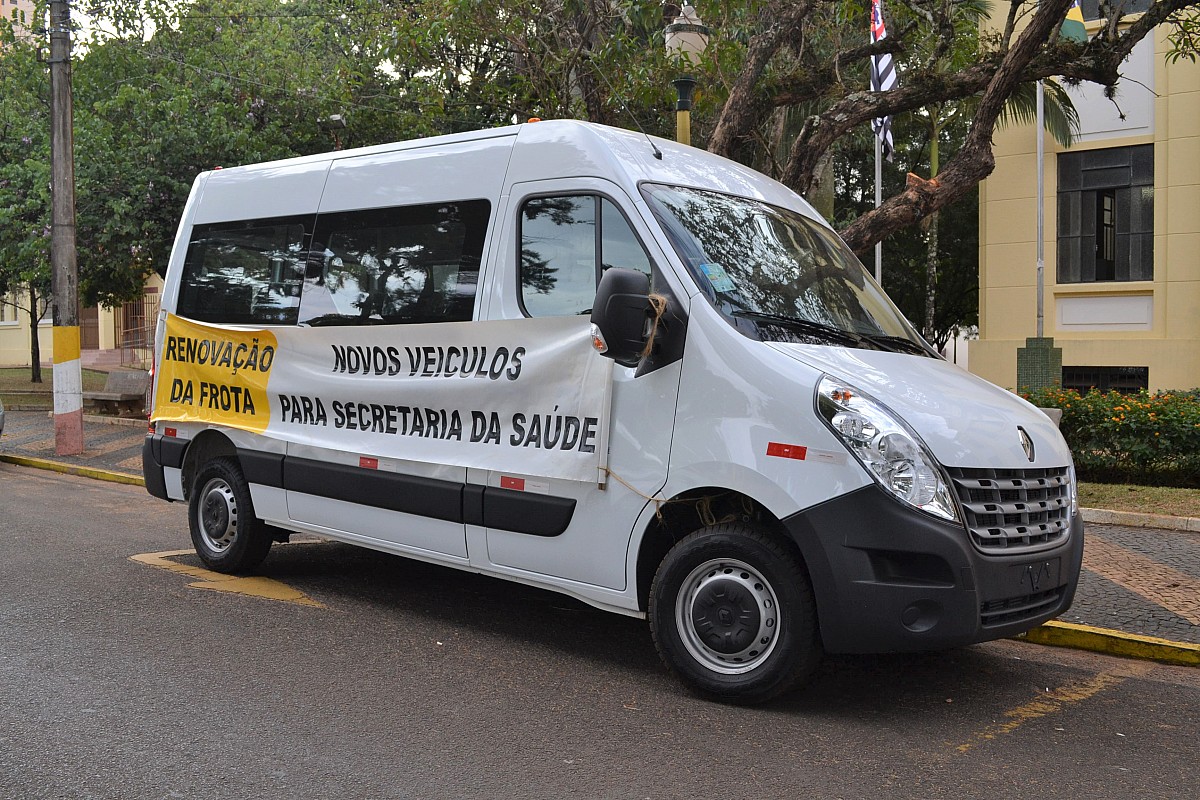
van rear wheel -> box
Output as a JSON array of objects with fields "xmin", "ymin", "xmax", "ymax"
[
  {"xmin": 649, "ymin": 524, "xmax": 822, "ymax": 704},
  {"xmin": 189, "ymin": 457, "xmax": 272, "ymax": 573}
]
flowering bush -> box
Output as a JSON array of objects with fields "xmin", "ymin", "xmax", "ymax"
[{"xmin": 1020, "ymin": 387, "xmax": 1200, "ymax": 487}]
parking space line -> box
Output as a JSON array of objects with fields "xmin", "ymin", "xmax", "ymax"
[
  {"xmin": 1084, "ymin": 536, "xmax": 1200, "ymax": 625},
  {"xmin": 130, "ymin": 548, "xmax": 324, "ymax": 608},
  {"xmin": 954, "ymin": 662, "xmax": 1152, "ymax": 753}
]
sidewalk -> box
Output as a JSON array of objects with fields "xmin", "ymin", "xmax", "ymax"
[{"xmin": 2, "ymin": 408, "xmax": 1197, "ymax": 665}]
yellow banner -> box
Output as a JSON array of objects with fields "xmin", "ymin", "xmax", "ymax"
[{"xmin": 152, "ymin": 314, "xmax": 276, "ymax": 433}]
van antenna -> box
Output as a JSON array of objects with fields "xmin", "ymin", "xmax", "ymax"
[{"xmin": 591, "ymin": 61, "xmax": 663, "ymax": 160}]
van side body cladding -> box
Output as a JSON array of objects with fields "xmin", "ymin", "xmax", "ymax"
[
  {"xmin": 285, "ymin": 456, "xmax": 464, "ymax": 523},
  {"xmin": 232, "ymin": 448, "xmax": 577, "ymax": 537},
  {"xmin": 782, "ymin": 484, "xmax": 1085, "ymax": 653}
]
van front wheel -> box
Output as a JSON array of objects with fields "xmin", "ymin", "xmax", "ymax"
[
  {"xmin": 189, "ymin": 457, "xmax": 272, "ymax": 573},
  {"xmin": 649, "ymin": 524, "xmax": 821, "ymax": 703}
]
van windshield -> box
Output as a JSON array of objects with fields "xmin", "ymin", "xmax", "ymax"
[{"xmin": 642, "ymin": 184, "xmax": 931, "ymax": 355}]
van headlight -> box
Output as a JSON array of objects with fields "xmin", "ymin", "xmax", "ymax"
[{"xmin": 816, "ymin": 376, "xmax": 961, "ymax": 524}]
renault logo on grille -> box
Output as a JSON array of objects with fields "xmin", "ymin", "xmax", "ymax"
[{"xmin": 1018, "ymin": 426, "xmax": 1035, "ymax": 462}]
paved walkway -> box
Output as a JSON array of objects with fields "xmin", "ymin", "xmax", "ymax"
[{"xmin": 2, "ymin": 408, "xmax": 1197, "ymax": 664}]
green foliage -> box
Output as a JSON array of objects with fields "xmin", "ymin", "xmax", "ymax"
[
  {"xmin": 0, "ymin": 33, "xmax": 52, "ymax": 319},
  {"xmin": 1021, "ymin": 386, "xmax": 1200, "ymax": 487},
  {"xmin": 70, "ymin": 0, "xmax": 447, "ymax": 306},
  {"xmin": 1165, "ymin": 8, "xmax": 1200, "ymax": 64}
]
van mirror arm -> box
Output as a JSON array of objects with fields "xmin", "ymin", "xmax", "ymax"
[{"xmin": 590, "ymin": 268, "xmax": 652, "ymax": 367}]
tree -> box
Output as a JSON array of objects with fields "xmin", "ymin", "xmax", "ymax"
[
  {"xmin": 700, "ymin": 0, "xmax": 1200, "ymax": 253},
  {"xmin": 62, "ymin": 0, "xmax": 1200, "ymax": 329},
  {"xmin": 0, "ymin": 26, "xmax": 52, "ymax": 381},
  {"xmin": 75, "ymin": 0, "xmax": 433, "ymax": 304}
]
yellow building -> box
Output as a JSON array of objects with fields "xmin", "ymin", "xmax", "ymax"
[
  {"xmin": 0, "ymin": 278, "xmax": 162, "ymax": 370},
  {"xmin": 971, "ymin": 7, "xmax": 1199, "ymax": 393},
  {"xmin": 3, "ymin": 0, "xmax": 33, "ymax": 34}
]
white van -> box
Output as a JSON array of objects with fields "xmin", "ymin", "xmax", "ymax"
[{"xmin": 144, "ymin": 120, "xmax": 1083, "ymax": 703}]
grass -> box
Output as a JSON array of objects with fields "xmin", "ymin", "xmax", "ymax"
[{"xmin": 1078, "ymin": 482, "xmax": 1200, "ymax": 518}]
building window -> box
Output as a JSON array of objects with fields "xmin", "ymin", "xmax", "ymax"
[
  {"xmin": 1057, "ymin": 145, "xmax": 1153, "ymax": 284},
  {"xmin": 0, "ymin": 291, "xmax": 17, "ymax": 324},
  {"xmin": 1062, "ymin": 366, "xmax": 1148, "ymax": 394},
  {"xmin": 1080, "ymin": 0, "xmax": 1151, "ymax": 20}
]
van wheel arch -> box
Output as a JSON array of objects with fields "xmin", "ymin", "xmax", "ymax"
[
  {"xmin": 180, "ymin": 429, "xmax": 238, "ymax": 502},
  {"xmin": 635, "ymin": 488, "xmax": 806, "ymax": 612}
]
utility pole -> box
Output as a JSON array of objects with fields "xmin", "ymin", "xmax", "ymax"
[{"xmin": 49, "ymin": 0, "xmax": 83, "ymax": 455}]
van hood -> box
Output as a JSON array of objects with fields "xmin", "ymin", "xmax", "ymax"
[{"xmin": 766, "ymin": 343, "xmax": 1072, "ymax": 470}]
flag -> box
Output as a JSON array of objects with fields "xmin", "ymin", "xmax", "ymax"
[
  {"xmin": 870, "ymin": 0, "xmax": 896, "ymax": 162},
  {"xmin": 1061, "ymin": 0, "xmax": 1088, "ymax": 43}
]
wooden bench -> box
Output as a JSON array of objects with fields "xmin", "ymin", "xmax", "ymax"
[{"xmin": 83, "ymin": 369, "xmax": 150, "ymax": 416}]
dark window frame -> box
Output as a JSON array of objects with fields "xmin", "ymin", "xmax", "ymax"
[
  {"xmin": 516, "ymin": 192, "xmax": 654, "ymax": 319},
  {"xmin": 1062, "ymin": 365, "xmax": 1149, "ymax": 394},
  {"xmin": 1057, "ymin": 144, "xmax": 1153, "ymax": 285},
  {"xmin": 177, "ymin": 213, "xmax": 315, "ymax": 326},
  {"xmin": 301, "ymin": 199, "xmax": 490, "ymax": 327}
]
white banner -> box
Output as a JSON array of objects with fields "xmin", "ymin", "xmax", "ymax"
[{"xmin": 153, "ymin": 314, "xmax": 614, "ymax": 483}]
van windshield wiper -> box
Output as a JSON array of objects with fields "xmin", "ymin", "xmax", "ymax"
[
  {"xmin": 730, "ymin": 310, "xmax": 862, "ymax": 347},
  {"xmin": 854, "ymin": 332, "xmax": 935, "ymax": 356},
  {"xmin": 731, "ymin": 310, "xmax": 932, "ymax": 356}
]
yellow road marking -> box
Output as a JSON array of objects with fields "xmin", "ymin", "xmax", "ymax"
[
  {"xmin": 130, "ymin": 549, "xmax": 324, "ymax": 608},
  {"xmin": 1084, "ymin": 536, "xmax": 1200, "ymax": 625},
  {"xmin": 956, "ymin": 662, "xmax": 1151, "ymax": 753}
]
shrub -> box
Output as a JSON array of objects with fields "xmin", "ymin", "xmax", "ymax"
[{"xmin": 1020, "ymin": 387, "xmax": 1200, "ymax": 487}]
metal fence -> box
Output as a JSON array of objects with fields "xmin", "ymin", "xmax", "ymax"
[{"xmin": 116, "ymin": 294, "xmax": 160, "ymax": 369}]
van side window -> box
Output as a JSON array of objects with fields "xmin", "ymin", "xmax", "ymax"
[
  {"xmin": 177, "ymin": 219, "xmax": 308, "ymax": 325},
  {"xmin": 299, "ymin": 200, "xmax": 490, "ymax": 326},
  {"xmin": 520, "ymin": 195, "xmax": 652, "ymax": 317}
]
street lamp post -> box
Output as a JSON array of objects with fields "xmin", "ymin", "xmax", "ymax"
[{"xmin": 664, "ymin": 4, "xmax": 709, "ymax": 146}]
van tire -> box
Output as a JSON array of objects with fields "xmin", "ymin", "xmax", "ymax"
[
  {"xmin": 649, "ymin": 524, "xmax": 822, "ymax": 704},
  {"xmin": 189, "ymin": 457, "xmax": 272, "ymax": 573}
]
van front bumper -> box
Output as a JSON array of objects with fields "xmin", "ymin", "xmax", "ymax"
[{"xmin": 783, "ymin": 485, "xmax": 1085, "ymax": 654}]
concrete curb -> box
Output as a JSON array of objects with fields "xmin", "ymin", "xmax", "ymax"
[
  {"xmin": 1081, "ymin": 506, "xmax": 1200, "ymax": 533},
  {"xmin": 0, "ymin": 454, "xmax": 144, "ymax": 487},
  {"xmin": 1015, "ymin": 620, "xmax": 1200, "ymax": 667}
]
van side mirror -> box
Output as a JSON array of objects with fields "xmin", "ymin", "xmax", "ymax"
[{"xmin": 590, "ymin": 268, "xmax": 651, "ymax": 367}]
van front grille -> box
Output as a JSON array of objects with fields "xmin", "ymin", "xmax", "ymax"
[
  {"xmin": 946, "ymin": 466, "xmax": 1072, "ymax": 555},
  {"xmin": 980, "ymin": 587, "xmax": 1065, "ymax": 627}
]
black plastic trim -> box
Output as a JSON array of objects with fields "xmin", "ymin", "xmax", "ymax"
[
  {"xmin": 265, "ymin": 453, "xmax": 575, "ymax": 536},
  {"xmin": 142, "ymin": 435, "xmax": 170, "ymax": 501},
  {"xmin": 482, "ymin": 487, "xmax": 576, "ymax": 536},
  {"xmin": 239, "ymin": 449, "xmax": 284, "ymax": 488},
  {"xmin": 159, "ymin": 435, "xmax": 188, "ymax": 469},
  {"xmin": 283, "ymin": 456, "xmax": 463, "ymax": 523},
  {"xmin": 782, "ymin": 484, "xmax": 1084, "ymax": 654}
]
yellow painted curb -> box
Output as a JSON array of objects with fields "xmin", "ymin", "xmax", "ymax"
[
  {"xmin": 1016, "ymin": 620, "xmax": 1200, "ymax": 667},
  {"xmin": 0, "ymin": 453, "xmax": 145, "ymax": 487},
  {"xmin": 130, "ymin": 549, "xmax": 324, "ymax": 608}
]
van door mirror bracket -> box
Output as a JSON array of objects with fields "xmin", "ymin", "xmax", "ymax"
[{"xmin": 590, "ymin": 268, "xmax": 652, "ymax": 367}]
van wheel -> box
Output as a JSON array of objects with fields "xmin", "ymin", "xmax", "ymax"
[
  {"xmin": 649, "ymin": 524, "xmax": 822, "ymax": 704},
  {"xmin": 189, "ymin": 457, "xmax": 272, "ymax": 573}
]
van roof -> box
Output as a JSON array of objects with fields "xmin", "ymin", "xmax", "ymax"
[{"xmin": 197, "ymin": 120, "xmax": 818, "ymax": 221}]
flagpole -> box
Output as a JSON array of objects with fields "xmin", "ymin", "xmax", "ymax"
[
  {"xmin": 875, "ymin": 135, "xmax": 883, "ymax": 283},
  {"xmin": 1036, "ymin": 80, "xmax": 1045, "ymax": 338}
]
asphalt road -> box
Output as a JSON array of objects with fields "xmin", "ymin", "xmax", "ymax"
[{"xmin": 2, "ymin": 464, "xmax": 1197, "ymax": 799}]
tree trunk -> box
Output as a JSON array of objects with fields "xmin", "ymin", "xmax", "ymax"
[{"xmin": 28, "ymin": 285, "xmax": 42, "ymax": 384}]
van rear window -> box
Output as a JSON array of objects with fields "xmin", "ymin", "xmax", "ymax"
[
  {"xmin": 175, "ymin": 200, "xmax": 491, "ymax": 327},
  {"xmin": 177, "ymin": 218, "xmax": 309, "ymax": 325}
]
